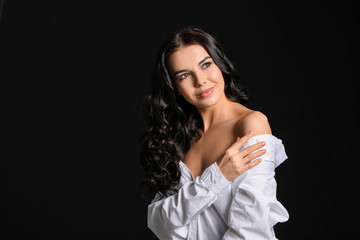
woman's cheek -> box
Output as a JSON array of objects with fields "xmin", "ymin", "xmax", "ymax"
[
  {"xmin": 177, "ymin": 85, "xmax": 194, "ymax": 102},
  {"xmin": 209, "ymin": 68, "xmax": 223, "ymax": 83}
]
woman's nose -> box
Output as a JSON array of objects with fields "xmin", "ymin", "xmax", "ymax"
[{"xmin": 193, "ymin": 72, "xmax": 206, "ymax": 87}]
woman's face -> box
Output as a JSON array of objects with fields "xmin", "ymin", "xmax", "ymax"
[{"xmin": 167, "ymin": 44, "xmax": 225, "ymax": 109}]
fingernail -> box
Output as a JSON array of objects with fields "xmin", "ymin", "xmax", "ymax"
[
  {"xmin": 248, "ymin": 131, "xmax": 254, "ymax": 135},
  {"xmin": 262, "ymin": 149, "xmax": 266, "ymax": 153},
  {"xmin": 261, "ymin": 141, "xmax": 266, "ymax": 146}
]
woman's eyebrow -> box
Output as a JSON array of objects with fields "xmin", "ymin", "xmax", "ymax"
[
  {"xmin": 174, "ymin": 56, "xmax": 212, "ymax": 77},
  {"xmin": 198, "ymin": 56, "xmax": 211, "ymax": 65}
]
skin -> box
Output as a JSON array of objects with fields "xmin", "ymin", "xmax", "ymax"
[{"xmin": 167, "ymin": 44, "xmax": 272, "ymax": 180}]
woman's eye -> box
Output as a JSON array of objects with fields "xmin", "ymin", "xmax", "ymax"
[
  {"xmin": 178, "ymin": 73, "xmax": 189, "ymax": 80},
  {"xmin": 202, "ymin": 62, "xmax": 212, "ymax": 69}
]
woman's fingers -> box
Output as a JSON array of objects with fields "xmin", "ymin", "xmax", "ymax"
[
  {"xmin": 231, "ymin": 133, "xmax": 267, "ymax": 165},
  {"xmin": 245, "ymin": 158, "xmax": 262, "ymax": 170},
  {"xmin": 239, "ymin": 141, "xmax": 266, "ymax": 158},
  {"xmin": 230, "ymin": 131, "xmax": 254, "ymax": 151},
  {"xmin": 217, "ymin": 131, "xmax": 267, "ymax": 181},
  {"xmin": 242, "ymin": 148, "xmax": 266, "ymax": 164},
  {"xmin": 231, "ymin": 147, "xmax": 266, "ymax": 164}
]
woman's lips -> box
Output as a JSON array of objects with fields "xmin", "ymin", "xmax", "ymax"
[{"xmin": 196, "ymin": 86, "xmax": 214, "ymax": 98}]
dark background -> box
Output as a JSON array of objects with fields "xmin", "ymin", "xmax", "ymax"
[{"xmin": 1, "ymin": 0, "xmax": 358, "ymax": 239}]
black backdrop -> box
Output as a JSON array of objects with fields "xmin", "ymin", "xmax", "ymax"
[{"xmin": 1, "ymin": 0, "xmax": 359, "ymax": 239}]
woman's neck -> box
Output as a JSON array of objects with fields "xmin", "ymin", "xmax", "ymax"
[{"xmin": 196, "ymin": 93, "xmax": 239, "ymax": 133}]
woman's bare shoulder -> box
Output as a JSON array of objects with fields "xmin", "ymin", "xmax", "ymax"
[{"xmin": 235, "ymin": 110, "xmax": 272, "ymax": 137}]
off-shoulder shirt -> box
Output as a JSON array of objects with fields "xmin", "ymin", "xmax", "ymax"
[{"xmin": 147, "ymin": 134, "xmax": 289, "ymax": 240}]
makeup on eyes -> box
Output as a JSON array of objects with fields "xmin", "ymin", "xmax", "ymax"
[
  {"xmin": 201, "ymin": 61, "xmax": 212, "ymax": 69},
  {"xmin": 174, "ymin": 57, "xmax": 213, "ymax": 81}
]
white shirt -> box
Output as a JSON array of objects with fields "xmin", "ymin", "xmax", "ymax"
[{"xmin": 148, "ymin": 134, "xmax": 289, "ymax": 240}]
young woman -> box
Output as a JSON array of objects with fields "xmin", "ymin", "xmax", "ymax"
[{"xmin": 141, "ymin": 27, "xmax": 289, "ymax": 240}]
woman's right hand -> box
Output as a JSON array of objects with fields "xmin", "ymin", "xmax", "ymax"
[{"xmin": 217, "ymin": 131, "xmax": 266, "ymax": 181}]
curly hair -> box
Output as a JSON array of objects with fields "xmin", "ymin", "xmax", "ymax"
[{"xmin": 140, "ymin": 27, "xmax": 249, "ymax": 197}]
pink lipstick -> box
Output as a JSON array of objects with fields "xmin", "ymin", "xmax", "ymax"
[{"xmin": 196, "ymin": 86, "xmax": 214, "ymax": 98}]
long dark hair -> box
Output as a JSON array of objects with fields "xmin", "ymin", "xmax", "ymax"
[{"xmin": 140, "ymin": 27, "xmax": 248, "ymax": 197}]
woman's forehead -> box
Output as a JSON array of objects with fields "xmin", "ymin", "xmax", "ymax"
[{"xmin": 167, "ymin": 44, "xmax": 209, "ymax": 71}]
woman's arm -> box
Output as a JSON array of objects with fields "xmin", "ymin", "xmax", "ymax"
[
  {"xmin": 222, "ymin": 119, "xmax": 289, "ymax": 240},
  {"xmin": 148, "ymin": 161, "xmax": 230, "ymax": 239}
]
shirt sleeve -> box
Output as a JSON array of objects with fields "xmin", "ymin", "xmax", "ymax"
[
  {"xmin": 222, "ymin": 134, "xmax": 289, "ymax": 240},
  {"xmin": 148, "ymin": 161, "xmax": 230, "ymax": 240}
]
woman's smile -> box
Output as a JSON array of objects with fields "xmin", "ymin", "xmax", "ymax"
[{"xmin": 196, "ymin": 86, "xmax": 215, "ymax": 98}]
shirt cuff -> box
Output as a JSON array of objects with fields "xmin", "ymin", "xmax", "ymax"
[{"xmin": 200, "ymin": 161, "xmax": 230, "ymax": 194}]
